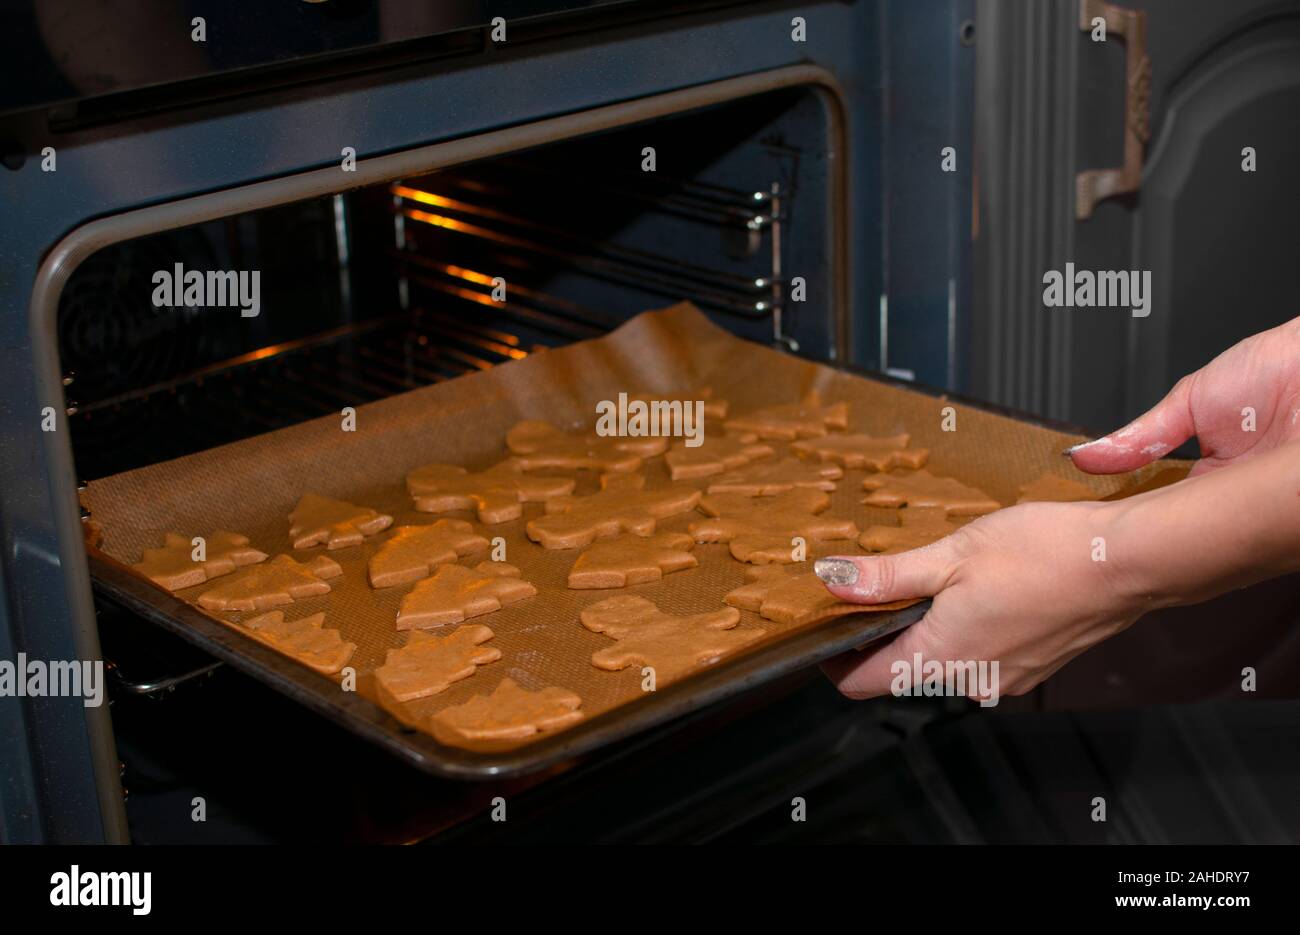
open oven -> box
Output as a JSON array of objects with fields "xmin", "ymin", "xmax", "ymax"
[{"xmin": 4, "ymin": 0, "xmax": 1300, "ymax": 846}]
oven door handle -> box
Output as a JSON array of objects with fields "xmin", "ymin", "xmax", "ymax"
[{"xmin": 1075, "ymin": 0, "xmax": 1151, "ymax": 219}]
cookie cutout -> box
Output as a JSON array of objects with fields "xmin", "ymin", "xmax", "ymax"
[
  {"xmin": 631, "ymin": 386, "xmax": 729, "ymax": 420},
  {"xmin": 725, "ymin": 565, "xmax": 915, "ymax": 627},
  {"xmin": 790, "ymin": 433, "xmax": 929, "ymax": 472},
  {"xmin": 506, "ymin": 420, "xmax": 667, "ymax": 474},
  {"xmin": 368, "ymin": 521, "xmax": 491, "ymax": 588},
  {"xmin": 862, "ymin": 470, "xmax": 1001, "ymax": 516},
  {"xmin": 527, "ymin": 474, "xmax": 702, "ymax": 549},
  {"xmin": 723, "ymin": 392, "xmax": 849, "ymax": 441},
  {"xmin": 580, "ymin": 595, "xmax": 765, "ymax": 683},
  {"xmin": 133, "ymin": 531, "xmax": 267, "ymax": 591},
  {"xmin": 706, "ymin": 457, "xmax": 843, "ymax": 496},
  {"xmin": 407, "ymin": 459, "xmax": 575, "ymax": 523},
  {"xmin": 396, "ymin": 561, "xmax": 537, "ymax": 630},
  {"xmin": 689, "ymin": 488, "xmax": 859, "ymax": 564},
  {"xmin": 567, "ymin": 532, "xmax": 697, "ymax": 589},
  {"xmin": 374, "ymin": 625, "xmax": 500, "ymax": 702},
  {"xmin": 196, "ymin": 554, "xmax": 341, "ymax": 612},
  {"xmin": 241, "ymin": 611, "xmax": 356, "ymax": 675},
  {"xmin": 289, "ymin": 493, "xmax": 393, "ymax": 550},
  {"xmin": 859, "ymin": 507, "xmax": 964, "ymax": 554},
  {"xmin": 429, "ymin": 677, "xmax": 584, "ymax": 746},
  {"xmin": 663, "ymin": 432, "xmax": 774, "ymax": 481},
  {"xmin": 1017, "ymin": 473, "xmax": 1098, "ymax": 503}
]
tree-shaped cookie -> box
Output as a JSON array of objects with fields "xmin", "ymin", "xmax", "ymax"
[
  {"xmin": 859, "ymin": 507, "xmax": 964, "ymax": 554},
  {"xmin": 241, "ymin": 610, "xmax": 356, "ymax": 675},
  {"xmin": 368, "ymin": 520, "xmax": 491, "ymax": 588},
  {"xmin": 725, "ymin": 565, "xmax": 915, "ymax": 627},
  {"xmin": 526, "ymin": 474, "xmax": 702, "ymax": 549},
  {"xmin": 429, "ymin": 677, "xmax": 584, "ymax": 746},
  {"xmin": 289, "ymin": 493, "xmax": 393, "ymax": 550},
  {"xmin": 396, "ymin": 561, "xmax": 537, "ymax": 630},
  {"xmin": 862, "ymin": 470, "xmax": 1001, "ymax": 515},
  {"xmin": 689, "ymin": 488, "xmax": 859, "ymax": 563},
  {"xmin": 197, "ymin": 554, "xmax": 342, "ymax": 612},
  {"xmin": 663, "ymin": 432, "xmax": 774, "ymax": 480},
  {"xmin": 568, "ymin": 532, "xmax": 697, "ymax": 588},
  {"xmin": 791, "ymin": 433, "xmax": 929, "ymax": 472},
  {"xmin": 133, "ymin": 531, "xmax": 267, "ymax": 591},
  {"xmin": 506, "ymin": 420, "xmax": 667, "ymax": 474},
  {"xmin": 723, "ymin": 392, "xmax": 849, "ymax": 441},
  {"xmin": 407, "ymin": 459, "xmax": 575, "ymax": 523},
  {"xmin": 706, "ymin": 457, "xmax": 843, "ymax": 496},
  {"xmin": 1016, "ymin": 473, "xmax": 1098, "ymax": 503},
  {"xmin": 630, "ymin": 386, "xmax": 729, "ymax": 420},
  {"xmin": 374, "ymin": 625, "xmax": 500, "ymax": 702},
  {"xmin": 580, "ymin": 595, "xmax": 765, "ymax": 684}
]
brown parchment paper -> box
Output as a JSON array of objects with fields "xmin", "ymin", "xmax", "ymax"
[{"xmin": 82, "ymin": 301, "xmax": 1176, "ymax": 750}]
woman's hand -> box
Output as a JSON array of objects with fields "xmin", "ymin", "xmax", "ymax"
[
  {"xmin": 817, "ymin": 499, "xmax": 1142, "ymax": 701},
  {"xmin": 1067, "ymin": 317, "xmax": 1300, "ymax": 476}
]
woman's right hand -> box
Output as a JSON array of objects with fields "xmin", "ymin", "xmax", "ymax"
[{"xmin": 1068, "ymin": 317, "xmax": 1300, "ymax": 476}]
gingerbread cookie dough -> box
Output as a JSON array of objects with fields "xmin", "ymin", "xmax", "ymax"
[
  {"xmin": 133, "ymin": 531, "xmax": 267, "ymax": 591},
  {"xmin": 374, "ymin": 625, "xmax": 500, "ymax": 702},
  {"xmin": 396, "ymin": 561, "xmax": 537, "ymax": 630},
  {"xmin": 580, "ymin": 595, "xmax": 765, "ymax": 684},
  {"xmin": 506, "ymin": 420, "xmax": 667, "ymax": 474},
  {"xmin": 1016, "ymin": 473, "xmax": 1099, "ymax": 503},
  {"xmin": 196, "ymin": 554, "xmax": 342, "ymax": 612},
  {"xmin": 241, "ymin": 610, "xmax": 356, "ymax": 675},
  {"xmin": 630, "ymin": 386, "xmax": 729, "ymax": 420},
  {"xmin": 723, "ymin": 392, "xmax": 849, "ymax": 441},
  {"xmin": 567, "ymin": 532, "xmax": 697, "ymax": 589},
  {"xmin": 429, "ymin": 677, "xmax": 584, "ymax": 746},
  {"xmin": 527, "ymin": 474, "xmax": 701, "ymax": 549},
  {"xmin": 790, "ymin": 433, "xmax": 929, "ymax": 472},
  {"xmin": 859, "ymin": 507, "xmax": 964, "ymax": 554},
  {"xmin": 689, "ymin": 488, "xmax": 859, "ymax": 563},
  {"xmin": 706, "ymin": 457, "xmax": 842, "ymax": 496},
  {"xmin": 862, "ymin": 470, "xmax": 1001, "ymax": 515},
  {"xmin": 407, "ymin": 459, "xmax": 576, "ymax": 524},
  {"xmin": 725, "ymin": 565, "xmax": 915, "ymax": 627},
  {"xmin": 663, "ymin": 432, "xmax": 774, "ymax": 481},
  {"xmin": 368, "ymin": 521, "xmax": 491, "ymax": 588},
  {"xmin": 289, "ymin": 493, "xmax": 393, "ymax": 550}
]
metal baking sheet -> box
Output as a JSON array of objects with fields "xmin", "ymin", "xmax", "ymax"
[{"xmin": 82, "ymin": 302, "xmax": 1178, "ymax": 779}]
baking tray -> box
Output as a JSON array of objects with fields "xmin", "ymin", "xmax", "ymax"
[{"xmin": 82, "ymin": 302, "xmax": 1180, "ymax": 779}]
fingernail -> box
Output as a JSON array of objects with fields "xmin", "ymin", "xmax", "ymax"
[
  {"xmin": 814, "ymin": 558, "xmax": 859, "ymax": 586},
  {"xmin": 1062, "ymin": 439, "xmax": 1096, "ymax": 457}
]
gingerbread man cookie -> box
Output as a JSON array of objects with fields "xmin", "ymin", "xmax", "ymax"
[
  {"xmin": 859, "ymin": 507, "xmax": 964, "ymax": 554},
  {"xmin": 725, "ymin": 565, "xmax": 915, "ymax": 627},
  {"xmin": 196, "ymin": 554, "xmax": 342, "ymax": 612},
  {"xmin": 862, "ymin": 470, "xmax": 1001, "ymax": 515},
  {"xmin": 429, "ymin": 677, "xmax": 584, "ymax": 746},
  {"xmin": 580, "ymin": 595, "xmax": 765, "ymax": 684},
  {"xmin": 396, "ymin": 561, "xmax": 537, "ymax": 630},
  {"xmin": 374, "ymin": 625, "xmax": 500, "ymax": 703},
  {"xmin": 663, "ymin": 432, "xmax": 774, "ymax": 481},
  {"xmin": 241, "ymin": 611, "xmax": 356, "ymax": 675},
  {"xmin": 567, "ymin": 532, "xmax": 697, "ymax": 589},
  {"xmin": 723, "ymin": 392, "xmax": 849, "ymax": 441},
  {"xmin": 133, "ymin": 531, "xmax": 267, "ymax": 591},
  {"xmin": 368, "ymin": 521, "xmax": 491, "ymax": 588},
  {"xmin": 527, "ymin": 474, "xmax": 702, "ymax": 549},
  {"xmin": 289, "ymin": 493, "xmax": 393, "ymax": 550},
  {"xmin": 790, "ymin": 433, "xmax": 929, "ymax": 472},
  {"xmin": 706, "ymin": 457, "xmax": 843, "ymax": 496},
  {"xmin": 689, "ymin": 488, "xmax": 859, "ymax": 563},
  {"xmin": 506, "ymin": 420, "xmax": 667, "ymax": 474},
  {"xmin": 1016, "ymin": 473, "xmax": 1098, "ymax": 503},
  {"xmin": 407, "ymin": 459, "xmax": 575, "ymax": 524}
]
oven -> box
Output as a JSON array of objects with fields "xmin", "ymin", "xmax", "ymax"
[{"xmin": 3, "ymin": 0, "xmax": 1299, "ymax": 846}]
